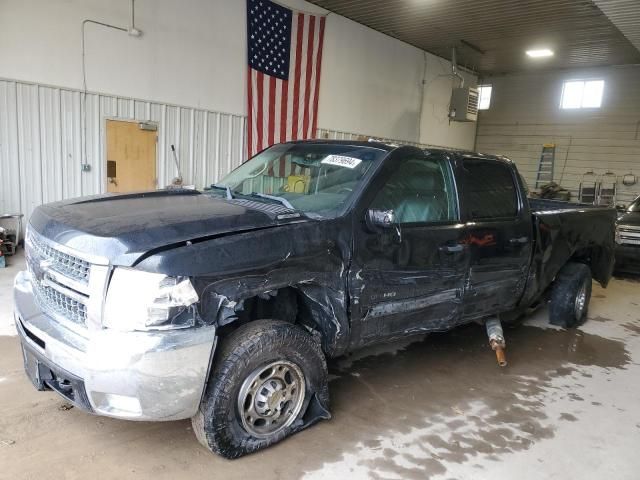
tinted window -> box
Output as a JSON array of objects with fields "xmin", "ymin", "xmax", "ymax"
[
  {"xmin": 371, "ymin": 158, "xmax": 457, "ymax": 224},
  {"xmin": 462, "ymin": 160, "xmax": 518, "ymax": 219}
]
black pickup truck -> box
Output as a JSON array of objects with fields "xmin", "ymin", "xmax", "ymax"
[{"xmin": 14, "ymin": 141, "xmax": 616, "ymax": 458}]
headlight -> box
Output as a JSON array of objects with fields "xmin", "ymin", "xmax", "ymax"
[
  {"xmin": 615, "ymin": 225, "xmax": 622, "ymax": 245},
  {"xmin": 104, "ymin": 268, "xmax": 199, "ymax": 331}
]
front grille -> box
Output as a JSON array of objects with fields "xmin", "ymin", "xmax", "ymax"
[
  {"xmin": 32, "ymin": 277, "xmax": 87, "ymax": 325},
  {"xmin": 617, "ymin": 224, "xmax": 640, "ymax": 246},
  {"xmin": 27, "ymin": 231, "xmax": 90, "ymax": 284},
  {"xmin": 26, "ymin": 229, "xmax": 93, "ymax": 327}
]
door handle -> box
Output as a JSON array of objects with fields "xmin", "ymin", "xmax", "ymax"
[
  {"xmin": 509, "ymin": 236, "xmax": 529, "ymax": 245},
  {"xmin": 439, "ymin": 244, "xmax": 465, "ymax": 253}
]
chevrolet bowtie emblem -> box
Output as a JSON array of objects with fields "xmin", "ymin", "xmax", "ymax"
[{"xmin": 39, "ymin": 259, "xmax": 53, "ymax": 271}]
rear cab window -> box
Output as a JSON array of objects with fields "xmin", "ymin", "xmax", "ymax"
[{"xmin": 461, "ymin": 159, "xmax": 519, "ymax": 220}]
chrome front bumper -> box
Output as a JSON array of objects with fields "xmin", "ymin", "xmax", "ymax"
[{"xmin": 14, "ymin": 270, "xmax": 217, "ymax": 421}]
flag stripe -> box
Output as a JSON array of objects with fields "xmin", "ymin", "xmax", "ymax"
[
  {"xmin": 285, "ymin": 13, "xmax": 299, "ymax": 144},
  {"xmin": 307, "ymin": 19, "xmax": 319, "ymax": 139},
  {"xmin": 247, "ymin": 66, "xmax": 254, "ymax": 158},
  {"xmin": 279, "ymin": 79, "xmax": 288, "ymax": 143},
  {"xmin": 257, "ymin": 71, "xmax": 265, "ymax": 152},
  {"xmin": 251, "ymin": 70, "xmax": 259, "ymax": 155},
  {"xmin": 267, "ymin": 75, "xmax": 276, "ymax": 147},
  {"xmin": 297, "ymin": 15, "xmax": 309, "ymax": 139},
  {"xmin": 302, "ymin": 15, "xmax": 315, "ymax": 139},
  {"xmin": 311, "ymin": 17, "xmax": 326, "ymax": 139},
  {"xmin": 291, "ymin": 13, "xmax": 305, "ymax": 140}
]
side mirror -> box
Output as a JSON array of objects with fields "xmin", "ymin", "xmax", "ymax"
[
  {"xmin": 366, "ymin": 209, "xmax": 396, "ymax": 231},
  {"xmin": 615, "ymin": 204, "xmax": 627, "ymax": 213}
]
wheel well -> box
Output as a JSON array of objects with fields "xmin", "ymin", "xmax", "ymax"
[
  {"xmin": 569, "ymin": 245, "xmax": 610, "ymax": 285},
  {"xmin": 216, "ymin": 287, "xmax": 309, "ymax": 337}
]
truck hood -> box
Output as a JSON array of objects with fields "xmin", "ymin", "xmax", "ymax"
[{"xmin": 29, "ymin": 190, "xmax": 295, "ymax": 266}]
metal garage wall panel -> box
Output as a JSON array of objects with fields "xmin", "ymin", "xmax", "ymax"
[
  {"xmin": 0, "ymin": 81, "xmax": 21, "ymax": 214},
  {"xmin": 39, "ymin": 86, "xmax": 63, "ymax": 204},
  {"xmin": 16, "ymin": 82, "xmax": 43, "ymax": 220},
  {"xmin": 59, "ymin": 89, "xmax": 83, "ymax": 200},
  {"xmin": 476, "ymin": 66, "xmax": 640, "ymax": 205},
  {"xmin": 0, "ymin": 78, "xmax": 247, "ymax": 227}
]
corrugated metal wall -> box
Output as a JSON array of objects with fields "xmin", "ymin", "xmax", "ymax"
[
  {"xmin": 476, "ymin": 66, "xmax": 640, "ymax": 205},
  {"xmin": 0, "ymin": 78, "xmax": 246, "ymax": 224}
]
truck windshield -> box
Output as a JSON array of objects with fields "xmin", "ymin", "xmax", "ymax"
[{"xmin": 213, "ymin": 143, "xmax": 387, "ymax": 217}]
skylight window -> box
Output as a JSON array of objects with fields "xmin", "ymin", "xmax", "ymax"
[
  {"xmin": 560, "ymin": 80, "xmax": 604, "ymax": 109},
  {"xmin": 477, "ymin": 85, "xmax": 492, "ymax": 110}
]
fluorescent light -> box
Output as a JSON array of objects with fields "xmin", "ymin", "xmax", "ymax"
[{"xmin": 526, "ymin": 49, "xmax": 554, "ymax": 58}]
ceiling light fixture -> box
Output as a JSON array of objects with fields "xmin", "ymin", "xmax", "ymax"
[{"xmin": 526, "ymin": 48, "xmax": 554, "ymax": 58}]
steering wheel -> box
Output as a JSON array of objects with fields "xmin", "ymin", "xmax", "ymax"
[{"xmin": 336, "ymin": 187, "xmax": 353, "ymax": 194}]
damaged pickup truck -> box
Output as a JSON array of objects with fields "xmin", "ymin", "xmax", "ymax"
[{"xmin": 14, "ymin": 140, "xmax": 616, "ymax": 458}]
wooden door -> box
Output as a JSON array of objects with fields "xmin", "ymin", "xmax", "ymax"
[{"xmin": 106, "ymin": 120, "xmax": 157, "ymax": 193}]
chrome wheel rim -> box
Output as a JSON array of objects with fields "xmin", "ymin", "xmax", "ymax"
[
  {"xmin": 238, "ymin": 360, "xmax": 306, "ymax": 438},
  {"xmin": 574, "ymin": 281, "xmax": 587, "ymax": 321}
]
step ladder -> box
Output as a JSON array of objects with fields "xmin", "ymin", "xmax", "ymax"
[
  {"xmin": 535, "ymin": 143, "xmax": 556, "ymax": 189},
  {"xmin": 578, "ymin": 171, "xmax": 599, "ymax": 204},
  {"xmin": 597, "ymin": 171, "xmax": 618, "ymax": 206}
]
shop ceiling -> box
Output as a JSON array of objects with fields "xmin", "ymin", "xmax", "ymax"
[{"xmin": 308, "ymin": 0, "xmax": 640, "ymax": 75}]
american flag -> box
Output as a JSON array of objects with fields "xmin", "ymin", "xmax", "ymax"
[{"xmin": 246, "ymin": 0, "xmax": 326, "ymax": 158}]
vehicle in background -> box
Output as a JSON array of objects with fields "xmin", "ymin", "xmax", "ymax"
[
  {"xmin": 615, "ymin": 196, "xmax": 640, "ymax": 274},
  {"xmin": 14, "ymin": 141, "xmax": 616, "ymax": 458}
]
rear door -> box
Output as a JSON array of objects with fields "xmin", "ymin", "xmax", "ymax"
[
  {"xmin": 349, "ymin": 150, "xmax": 468, "ymax": 347},
  {"xmin": 458, "ymin": 157, "xmax": 533, "ymax": 319}
]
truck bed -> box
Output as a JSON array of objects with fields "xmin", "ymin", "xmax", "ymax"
[{"xmin": 521, "ymin": 198, "xmax": 617, "ymax": 306}]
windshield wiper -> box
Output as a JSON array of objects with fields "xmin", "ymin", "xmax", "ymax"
[
  {"xmin": 210, "ymin": 183, "xmax": 233, "ymax": 200},
  {"xmin": 250, "ymin": 192, "xmax": 295, "ymax": 210}
]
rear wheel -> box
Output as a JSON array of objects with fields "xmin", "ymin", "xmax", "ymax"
[
  {"xmin": 192, "ymin": 320, "xmax": 329, "ymax": 458},
  {"xmin": 549, "ymin": 262, "xmax": 592, "ymax": 328}
]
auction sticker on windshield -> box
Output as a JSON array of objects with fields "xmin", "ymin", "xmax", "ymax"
[{"xmin": 321, "ymin": 155, "xmax": 362, "ymax": 169}]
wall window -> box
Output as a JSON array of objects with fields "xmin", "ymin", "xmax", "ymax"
[
  {"xmin": 462, "ymin": 160, "xmax": 518, "ymax": 219},
  {"xmin": 560, "ymin": 80, "xmax": 604, "ymax": 109},
  {"xmin": 478, "ymin": 85, "xmax": 492, "ymax": 110}
]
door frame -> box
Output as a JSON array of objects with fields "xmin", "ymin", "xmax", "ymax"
[{"xmin": 103, "ymin": 117, "xmax": 159, "ymax": 193}]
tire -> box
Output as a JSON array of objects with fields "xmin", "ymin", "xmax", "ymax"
[
  {"xmin": 549, "ymin": 262, "xmax": 592, "ymax": 328},
  {"xmin": 192, "ymin": 319, "xmax": 329, "ymax": 459}
]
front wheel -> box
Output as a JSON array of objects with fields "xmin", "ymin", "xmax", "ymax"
[
  {"xmin": 192, "ymin": 320, "xmax": 329, "ymax": 458},
  {"xmin": 549, "ymin": 262, "xmax": 592, "ymax": 328}
]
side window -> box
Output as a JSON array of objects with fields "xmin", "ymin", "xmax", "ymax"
[
  {"xmin": 371, "ymin": 158, "xmax": 457, "ymax": 224},
  {"xmin": 462, "ymin": 160, "xmax": 518, "ymax": 220}
]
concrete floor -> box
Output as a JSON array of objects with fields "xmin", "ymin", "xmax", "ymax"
[{"xmin": 1, "ymin": 251, "xmax": 639, "ymax": 480}]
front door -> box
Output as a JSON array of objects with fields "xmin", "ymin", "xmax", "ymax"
[
  {"xmin": 458, "ymin": 158, "xmax": 533, "ymax": 319},
  {"xmin": 106, "ymin": 120, "xmax": 157, "ymax": 193},
  {"xmin": 349, "ymin": 151, "xmax": 468, "ymax": 347}
]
